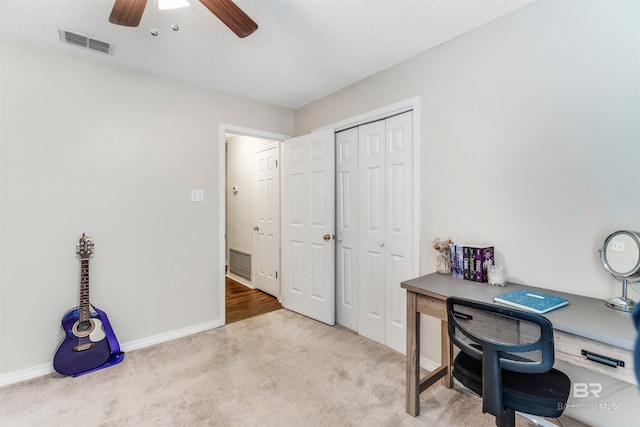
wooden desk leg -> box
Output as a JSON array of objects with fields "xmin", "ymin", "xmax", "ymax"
[
  {"xmin": 440, "ymin": 319, "xmax": 453, "ymax": 388},
  {"xmin": 406, "ymin": 291, "xmax": 420, "ymax": 416}
]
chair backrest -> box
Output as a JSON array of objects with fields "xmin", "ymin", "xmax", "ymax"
[{"xmin": 446, "ymin": 297, "xmax": 555, "ymax": 417}]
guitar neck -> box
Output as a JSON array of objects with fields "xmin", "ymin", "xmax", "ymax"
[{"xmin": 79, "ymin": 258, "xmax": 91, "ymax": 322}]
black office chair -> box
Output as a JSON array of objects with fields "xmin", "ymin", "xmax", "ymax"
[
  {"xmin": 446, "ymin": 297, "xmax": 571, "ymax": 427},
  {"xmin": 634, "ymin": 303, "xmax": 640, "ymax": 386}
]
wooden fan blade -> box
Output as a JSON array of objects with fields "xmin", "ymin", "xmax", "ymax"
[
  {"xmin": 199, "ymin": 0, "xmax": 258, "ymax": 38},
  {"xmin": 109, "ymin": 0, "xmax": 148, "ymax": 27}
]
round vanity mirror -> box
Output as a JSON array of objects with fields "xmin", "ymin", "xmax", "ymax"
[{"xmin": 600, "ymin": 230, "xmax": 640, "ymax": 312}]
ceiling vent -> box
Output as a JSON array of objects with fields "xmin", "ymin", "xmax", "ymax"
[{"xmin": 59, "ymin": 29, "xmax": 114, "ymax": 55}]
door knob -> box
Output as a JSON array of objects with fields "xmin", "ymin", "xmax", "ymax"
[
  {"xmin": 323, "ymin": 234, "xmax": 331, "ymax": 241},
  {"xmin": 253, "ymin": 226, "xmax": 259, "ymax": 231}
]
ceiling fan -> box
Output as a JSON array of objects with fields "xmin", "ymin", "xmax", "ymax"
[{"xmin": 109, "ymin": 0, "xmax": 258, "ymax": 38}]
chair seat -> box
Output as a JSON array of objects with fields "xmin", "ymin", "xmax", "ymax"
[{"xmin": 453, "ymin": 351, "xmax": 571, "ymax": 418}]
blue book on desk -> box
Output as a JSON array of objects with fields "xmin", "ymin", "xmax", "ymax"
[{"xmin": 493, "ymin": 289, "xmax": 569, "ymax": 314}]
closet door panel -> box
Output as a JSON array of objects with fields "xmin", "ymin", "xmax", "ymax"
[
  {"xmin": 385, "ymin": 111, "xmax": 413, "ymax": 354},
  {"xmin": 336, "ymin": 128, "xmax": 359, "ymax": 331},
  {"xmin": 358, "ymin": 120, "xmax": 386, "ymax": 345}
]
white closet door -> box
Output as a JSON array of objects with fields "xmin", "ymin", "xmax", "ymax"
[
  {"xmin": 358, "ymin": 120, "xmax": 387, "ymax": 344},
  {"xmin": 384, "ymin": 112, "xmax": 413, "ymax": 353},
  {"xmin": 355, "ymin": 111, "xmax": 413, "ymax": 351},
  {"xmin": 336, "ymin": 128, "xmax": 359, "ymax": 331},
  {"xmin": 281, "ymin": 130, "xmax": 336, "ymax": 325}
]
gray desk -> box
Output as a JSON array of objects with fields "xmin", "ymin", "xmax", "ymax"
[{"xmin": 401, "ymin": 273, "xmax": 637, "ymax": 416}]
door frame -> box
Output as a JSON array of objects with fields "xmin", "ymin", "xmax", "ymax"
[
  {"xmin": 219, "ymin": 124, "xmax": 290, "ymax": 325},
  {"xmin": 314, "ymin": 96, "xmax": 422, "ymax": 288}
]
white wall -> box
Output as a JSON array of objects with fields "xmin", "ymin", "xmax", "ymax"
[
  {"xmin": 295, "ymin": 1, "xmax": 639, "ymax": 362},
  {"xmin": 225, "ymin": 134, "xmax": 275, "ymax": 276},
  {"xmin": 0, "ymin": 38, "xmax": 293, "ymax": 377},
  {"xmin": 1, "ymin": 0, "xmax": 638, "ymax": 382}
]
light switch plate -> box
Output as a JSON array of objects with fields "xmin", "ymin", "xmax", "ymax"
[{"xmin": 191, "ymin": 189, "xmax": 204, "ymax": 202}]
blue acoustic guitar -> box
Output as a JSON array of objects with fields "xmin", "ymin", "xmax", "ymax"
[{"xmin": 53, "ymin": 234, "xmax": 124, "ymax": 376}]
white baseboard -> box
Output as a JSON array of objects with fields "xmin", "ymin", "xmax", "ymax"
[
  {"xmin": 0, "ymin": 363, "xmax": 55, "ymax": 388},
  {"xmin": 420, "ymin": 355, "xmax": 441, "ymax": 372},
  {"xmin": 0, "ymin": 319, "xmax": 223, "ymax": 388},
  {"xmin": 226, "ymin": 273, "xmax": 253, "ymax": 288},
  {"xmin": 120, "ymin": 319, "xmax": 222, "ymax": 352}
]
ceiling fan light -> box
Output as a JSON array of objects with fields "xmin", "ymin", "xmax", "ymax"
[{"xmin": 158, "ymin": 0, "xmax": 190, "ymax": 10}]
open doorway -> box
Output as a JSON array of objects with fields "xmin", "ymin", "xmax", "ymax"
[
  {"xmin": 222, "ymin": 125, "xmax": 289, "ymax": 324},
  {"xmin": 225, "ymin": 276, "xmax": 281, "ymax": 323}
]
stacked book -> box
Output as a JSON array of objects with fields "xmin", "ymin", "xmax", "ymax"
[{"xmin": 450, "ymin": 244, "xmax": 494, "ymax": 283}]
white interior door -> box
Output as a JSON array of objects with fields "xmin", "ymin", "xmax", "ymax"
[
  {"xmin": 282, "ymin": 130, "xmax": 336, "ymax": 325},
  {"xmin": 336, "ymin": 128, "xmax": 359, "ymax": 330},
  {"xmin": 254, "ymin": 144, "xmax": 280, "ymax": 298}
]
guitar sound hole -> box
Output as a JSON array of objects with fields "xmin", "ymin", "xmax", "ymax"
[{"xmin": 72, "ymin": 319, "xmax": 95, "ymax": 338}]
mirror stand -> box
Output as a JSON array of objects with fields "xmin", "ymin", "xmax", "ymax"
[{"xmin": 605, "ymin": 279, "xmax": 637, "ymax": 312}]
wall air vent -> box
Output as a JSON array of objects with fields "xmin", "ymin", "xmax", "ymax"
[
  {"xmin": 229, "ymin": 249, "xmax": 252, "ymax": 280},
  {"xmin": 59, "ymin": 29, "xmax": 113, "ymax": 55}
]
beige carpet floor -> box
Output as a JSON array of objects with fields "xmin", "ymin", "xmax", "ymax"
[{"xmin": 0, "ymin": 309, "xmax": 585, "ymax": 427}]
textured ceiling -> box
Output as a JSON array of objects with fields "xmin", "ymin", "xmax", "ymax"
[{"xmin": 0, "ymin": 0, "xmax": 534, "ymax": 109}]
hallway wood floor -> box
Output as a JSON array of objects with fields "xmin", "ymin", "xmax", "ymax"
[{"xmin": 225, "ymin": 276, "xmax": 282, "ymax": 324}]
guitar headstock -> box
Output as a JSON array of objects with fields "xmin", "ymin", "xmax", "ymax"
[{"xmin": 76, "ymin": 233, "xmax": 94, "ymax": 259}]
